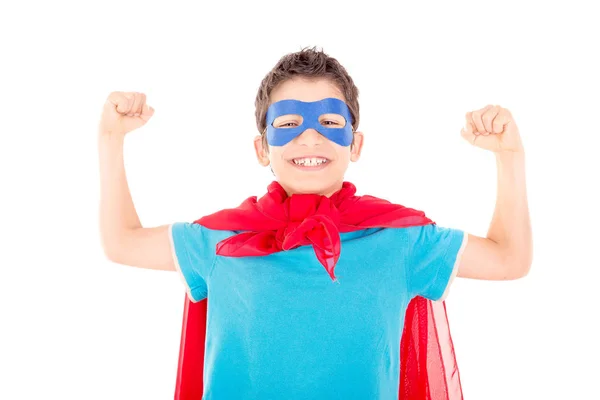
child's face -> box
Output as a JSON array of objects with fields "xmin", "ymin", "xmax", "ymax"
[{"xmin": 254, "ymin": 77, "xmax": 364, "ymax": 197}]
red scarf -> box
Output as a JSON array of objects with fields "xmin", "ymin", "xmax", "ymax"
[{"xmin": 174, "ymin": 181, "xmax": 463, "ymax": 399}]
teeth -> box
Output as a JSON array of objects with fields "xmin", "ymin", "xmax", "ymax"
[{"xmin": 293, "ymin": 157, "xmax": 327, "ymax": 166}]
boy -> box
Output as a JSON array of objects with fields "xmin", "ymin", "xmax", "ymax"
[{"xmin": 98, "ymin": 48, "xmax": 532, "ymax": 399}]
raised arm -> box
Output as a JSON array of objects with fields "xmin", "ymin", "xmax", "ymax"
[
  {"xmin": 457, "ymin": 105, "xmax": 533, "ymax": 280},
  {"xmin": 98, "ymin": 91, "xmax": 175, "ymax": 271}
]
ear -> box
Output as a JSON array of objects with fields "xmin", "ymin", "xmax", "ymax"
[
  {"xmin": 253, "ymin": 135, "xmax": 270, "ymax": 166},
  {"xmin": 349, "ymin": 131, "xmax": 364, "ymax": 162}
]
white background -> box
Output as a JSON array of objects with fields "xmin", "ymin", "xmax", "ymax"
[{"xmin": 1, "ymin": 1, "xmax": 599, "ymax": 399}]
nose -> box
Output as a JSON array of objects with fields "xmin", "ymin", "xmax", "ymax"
[{"xmin": 294, "ymin": 128, "xmax": 324, "ymax": 146}]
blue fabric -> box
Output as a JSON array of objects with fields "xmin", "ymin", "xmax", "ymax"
[
  {"xmin": 170, "ymin": 223, "xmax": 466, "ymax": 399},
  {"xmin": 265, "ymin": 97, "xmax": 354, "ymax": 146}
]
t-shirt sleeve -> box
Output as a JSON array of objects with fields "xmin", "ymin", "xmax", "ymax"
[
  {"xmin": 168, "ymin": 222, "xmax": 215, "ymax": 303},
  {"xmin": 405, "ymin": 224, "xmax": 468, "ymax": 301}
]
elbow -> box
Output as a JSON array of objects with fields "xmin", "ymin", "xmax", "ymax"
[
  {"xmin": 102, "ymin": 245, "xmax": 120, "ymax": 264},
  {"xmin": 100, "ymin": 237, "xmax": 123, "ymax": 264},
  {"xmin": 100, "ymin": 229, "xmax": 130, "ymax": 264},
  {"xmin": 504, "ymin": 251, "xmax": 533, "ymax": 280},
  {"xmin": 509, "ymin": 261, "xmax": 531, "ymax": 280}
]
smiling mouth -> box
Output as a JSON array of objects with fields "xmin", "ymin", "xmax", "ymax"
[{"xmin": 289, "ymin": 157, "xmax": 331, "ymax": 170}]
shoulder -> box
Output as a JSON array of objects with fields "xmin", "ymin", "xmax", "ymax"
[
  {"xmin": 366, "ymin": 224, "xmax": 437, "ymax": 241},
  {"xmin": 169, "ymin": 222, "xmax": 241, "ymax": 252},
  {"xmin": 171, "ymin": 221, "xmax": 240, "ymax": 236},
  {"xmin": 375, "ymin": 224, "xmax": 466, "ymax": 251},
  {"xmin": 400, "ymin": 223, "xmax": 463, "ymax": 240}
]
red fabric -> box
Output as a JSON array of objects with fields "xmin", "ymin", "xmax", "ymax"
[{"xmin": 174, "ymin": 181, "xmax": 463, "ymax": 399}]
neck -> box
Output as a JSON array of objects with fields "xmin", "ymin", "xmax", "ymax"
[{"xmin": 278, "ymin": 181, "xmax": 344, "ymax": 198}]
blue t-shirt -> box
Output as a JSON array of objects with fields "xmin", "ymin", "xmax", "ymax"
[{"xmin": 169, "ymin": 222, "xmax": 468, "ymax": 400}]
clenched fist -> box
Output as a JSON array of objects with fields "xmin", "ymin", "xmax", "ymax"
[
  {"xmin": 98, "ymin": 91, "xmax": 155, "ymax": 136},
  {"xmin": 461, "ymin": 105, "xmax": 524, "ymax": 153}
]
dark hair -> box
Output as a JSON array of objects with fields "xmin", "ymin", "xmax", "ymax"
[{"xmin": 254, "ymin": 47, "xmax": 360, "ymax": 147}]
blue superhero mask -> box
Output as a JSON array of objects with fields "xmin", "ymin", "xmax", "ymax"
[{"xmin": 265, "ymin": 97, "xmax": 354, "ymax": 147}]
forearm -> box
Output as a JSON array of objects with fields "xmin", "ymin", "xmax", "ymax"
[
  {"xmin": 98, "ymin": 132, "xmax": 142, "ymax": 257},
  {"xmin": 486, "ymin": 150, "xmax": 533, "ymax": 272}
]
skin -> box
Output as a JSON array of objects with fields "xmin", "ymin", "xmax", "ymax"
[
  {"xmin": 98, "ymin": 86, "xmax": 532, "ymax": 281},
  {"xmin": 252, "ymin": 79, "xmax": 532, "ymax": 280},
  {"xmin": 253, "ymin": 77, "xmax": 364, "ymax": 197}
]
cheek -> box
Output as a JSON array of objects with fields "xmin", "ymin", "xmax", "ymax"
[
  {"xmin": 334, "ymin": 145, "xmax": 352, "ymax": 163},
  {"xmin": 268, "ymin": 147, "xmax": 288, "ymax": 166}
]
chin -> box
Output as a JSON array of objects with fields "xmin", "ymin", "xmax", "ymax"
[
  {"xmin": 284, "ymin": 176, "xmax": 342, "ymax": 196},
  {"xmin": 272, "ymin": 161, "xmax": 346, "ymax": 196}
]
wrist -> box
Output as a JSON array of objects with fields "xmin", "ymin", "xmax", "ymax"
[
  {"xmin": 495, "ymin": 149, "xmax": 525, "ymax": 170},
  {"xmin": 495, "ymin": 147, "xmax": 525, "ymax": 161},
  {"xmin": 98, "ymin": 130, "xmax": 125, "ymax": 147}
]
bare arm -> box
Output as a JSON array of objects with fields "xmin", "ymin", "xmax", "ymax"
[
  {"xmin": 458, "ymin": 151, "xmax": 532, "ymax": 280},
  {"xmin": 457, "ymin": 105, "xmax": 533, "ymax": 280},
  {"xmin": 98, "ymin": 91, "xmax": 174, "ymax": 271}
]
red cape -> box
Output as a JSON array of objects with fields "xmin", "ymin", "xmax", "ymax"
[{"xmin": 174, "ymin": 182, "xmax": 463, "ymax": 399}]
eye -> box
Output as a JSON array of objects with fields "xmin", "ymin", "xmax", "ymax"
[
  {"xmin": 273, "ymin": 114, "xmax": 303, "ymax": 129},
  {"xmin": 318, "ymin": 113, "xmax": 346, "ymax": 128}
]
